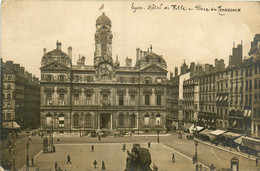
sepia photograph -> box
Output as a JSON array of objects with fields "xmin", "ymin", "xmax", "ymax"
[{"xmin": 0, "ymin": 1, "xmax": 260, "ymax": 171}]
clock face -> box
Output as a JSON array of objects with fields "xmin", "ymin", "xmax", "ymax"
[{"xmin": 99, "ymin": 63, "xmax": 113, "ymax": 80}]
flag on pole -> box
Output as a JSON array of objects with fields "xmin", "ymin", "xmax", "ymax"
[{"xmin": 99, "ymin": 4, "xmax": 104, "ymax": 11}]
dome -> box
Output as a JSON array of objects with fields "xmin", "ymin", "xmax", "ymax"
[
  {"xmin": 138, "ymin": 52, "xmax": 167, "ymax": 69},
  {"xmin": 96, "ymin": 13, "xmax": 111, "ymax": 27},
  {"xmin": 41, "ymin": 42, "xmax": 71, "ymax": 66}
]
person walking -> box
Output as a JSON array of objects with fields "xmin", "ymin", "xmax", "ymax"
[
  {"xmin": 54, "ymin": 162, "xmax": 58, "ymax": 171},
  {"xmin": 67, "ymin": 154, "xmax": 72, "ymax": 164},
  {"xmin": 152, "ymin": 163, "xmax": 158, "ymax": 171},
  {"xmin": 122, "ymin": 143, "xmax": 126, "ymax": 152},
  {"xmin": 172, "ymin": 153, "xmax": 175, "ymax": 163},
  {"xmin": 148, "ymin": 141, "xmax": 151, "ymax": 148},
  {"xmin": 91, "ymin": 145, "xmax": 94, "ymax": 152},
  {"xmin": 256, "ymin": 158, "xmax": 258, "ymax": 167},
  {"xmin": 199, "ymin": 164, "xmax": 202, "ymax": 171},
  {"xmin": 93, "ymin": 160, "xmax": 97, "ymax": 169},
  {"xmin": 101, "ymin": 161, "xmax": 106, "ymax": 170},
  {"xmin": 98, "ymin": 135, "xmax": 101, "ymax": 141}
]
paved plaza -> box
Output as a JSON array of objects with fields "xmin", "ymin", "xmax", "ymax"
[{"xmin": 21, "ymin": 143, "xmax": 200, "ymax": 171}]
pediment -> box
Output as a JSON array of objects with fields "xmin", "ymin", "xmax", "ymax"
[
  {"xmin": 40, "ymin": 61, "xmax": 70, "ymax": 71},
  {"xmin": 140, "ymin": 64, "xmax": 167, "ymax": 73}
]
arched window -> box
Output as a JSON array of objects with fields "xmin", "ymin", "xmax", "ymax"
[
  {"xmin": 156, "ymin": 114, "xmax": 161, "ymax": 126},
  {"xmin": 225, "ymin": 121, "xmax": 227, "ymax": 128},
  {"xmin": 220, "ymin": 121, "xmax": 223, "ymax": 128},
  {"xmin": 130, "ymin": 114, "xmax": 136, "ymax": 127},
  {"xmin": 85, "ymin": 114, "xmax": 93, "ymax": 128},
  {"xmin": 7, "ymin": 84, "xmax": 11, "ymax": 90},
  {"xmin": 73, "ymin": 114, "xmax": 79, "ymax": 126},
  {"xmin": 59, "ymin": 75, "xmax": 65, "ymax": 82},
  {"xmin": 46, "ymin": 113, "xmax": 52, "ymax": 127},
  {"xmin": 7, "ymin": 93, "xmax": 11, "ymax": 99},
  {"xmin": 144, "ymin": 77, "xmax": 152, "ymax": 84},
  {"xmin": 156, "ymin": 77, "xmax": 162, "ymax": 84},
  {"xmin": 144, "ymin": 114, "xmax": 149, "ymax": 125},
  {"xmin": 7, "ymin": 75, "xmax": 11, "ymax": 80},
  {"xmin": 58, "ymin": 113, "xmax": 65, "ymax": 127},
  {"xmin": 119, "ymin": 114, "xmax": 124, "ymax": 127}
]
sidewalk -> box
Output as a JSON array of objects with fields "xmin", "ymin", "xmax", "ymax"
[{"xmin": 195, "ymin": 138, "xmax": 257, "ymax": 161}]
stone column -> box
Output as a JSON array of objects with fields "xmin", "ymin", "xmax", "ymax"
[{"xmin": 98, "ymin": 114, "xmax": 100, "ymax": 130}]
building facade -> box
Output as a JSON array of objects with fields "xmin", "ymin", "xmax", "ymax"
[
  {"xmin": 40, "ymin": 13, "xmax": 168, "ymax": 133},
  {"xmin": 2, "ymin": 61, "xmax": 40, "ymax": 129}
]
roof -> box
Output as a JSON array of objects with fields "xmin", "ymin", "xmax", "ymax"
[
  {"xmin": 223, "ymin": 132, "xmax": 242, "ymax": 138},
  {"xmin": 184, "ymin": 123, "xmax": 194, "ymax": 130},
  {"xmin": 96, "ymin": 13, "xmax": 111, "ymax": 26},
  {"xmin": 193, "ymin": 126, "xmax": 204, "ymax": 132},
  {"xmin": 209, "ymin": 129, "xmax": 226, "ymax": 136}
]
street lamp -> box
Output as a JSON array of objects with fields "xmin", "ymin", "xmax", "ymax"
[
  {"xmin": 157, "ymin": 129, "xmax": 160, "ymax": 143},
  {"xmin": 26, "ymin": 131, "xmax": 30, "ymax": 169},
  {"xmin": 194, "ymin": 139, "xmax": 198, "ymax": 163}
]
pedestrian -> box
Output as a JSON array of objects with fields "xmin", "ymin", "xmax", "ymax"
[
  {"xmin": 53, "ymin": 145, "xmax": 56, "ymax": 152},
  {"xmin": 91, "ymin": 145, "xmax": 94, "ymax": 152},
  {"xmin": 16, "ymin": 133, "xmax": 18, "ymax": 139},
  {"xmin": 114, "ymin": 133, "xmax": 117, "ymax": 138},
  {"xmin": 9, "ymin": 147, "xmax": 11, "ymax": 154},
  {"xmin": 172, "ymin": 153, "xmax": 175, "ymax": 163},
  {"xmin": 67, "ymin": 154, "xmax": 72, "ymax": 164},
  {"xmin": 54, "ymin": 162, "xmax": 58, "ymax": 171},
  {"xmin": 152, "ymin": 163, "xmax": 158, "ymax": 171},
  {"xmin": 195, "ymin": 163, "xmax": 199, "ymax": 171},
  {"xmin": 199, "ymin": 164, "xmax": 202, "ymax": 171},
  {"xmin": 93, "ymin": 160, "xmax": 97, "ymax": 169},
  {"xmin": 248, "ymin": 149, "xmax": 251, "ymax": 158},
  {"xmin": 101, "ymin": 161, "xmax": 106, "ymax": 170},
  {"xmin": 256, "ymin": 158, "xmax": 258, "ymax": 167},
  {"xmin": 237, "ymin": 146, "xmax": 240, "ymax": 152},
  {"xmin": 122, "ymin": 143, "xmax": 126, "ymax": 152},
  {"xmin": 98, "ymin": 135, "xmax": 101, "ymax": 141},
  {"xmin": 148, "ymin": 141, "xmax": 151, "ymax": 148},
  {"xmin": 192, "ymin": 155, "xmax": 195, "ymax": 164}
]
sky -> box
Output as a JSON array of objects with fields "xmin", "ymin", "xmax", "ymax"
[{"xmin": 1, "ymin": 1, "xmax": 260, "ymax": 78}]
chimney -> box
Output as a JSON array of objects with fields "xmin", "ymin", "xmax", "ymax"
[
  {"xmin": 150, "ymin": 45, "xmax": 153, "ymax": 52},
  {"xmin": 125, "ymin": 57, "xmax": 132, "ymax": 67},
  {"xmin": 43, "ymin": 48, "xmax": 46, "ymax": 55},
  {"xmin": 175, "ymin": 67, "xmax": 178, "ymax": 77},
  {"xmin": 56, "ymin": 41, "xmax": 62, "ymax": 50},
  {"xmin": 143, "ymin": 51, "xmax": 147, "ymax": 57},
  {"xmin": 68, "ymin": 46, "xmax": 72, "ymax": 59},
  {"xmin": 136, "ymin": 48, "xmax": 140, "ymax": 61},
  {"xmin": 170, "ymin": 71, "xmax": 173, "ymax": 79},
  {"xmin": 140, "ymin": 50, "xmax": 143, "ymax": 58}
]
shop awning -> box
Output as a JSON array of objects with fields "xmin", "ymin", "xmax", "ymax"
[
  {"xmin": 200, "ymin": 129, "xmax": 212, "ymax": 136},
  {"xmin": 242, "ymin": 136, "xmax": 260, "ymax": 151},
  {"xmin": 219, "ymin": 96, "xmax": 223, "ymax": 101},
  {"xmin": 216, "ymin": 96, "xmax": 219, "ymax": 101},
  {"xmin": 223, "ymin": 132, "xmax": 242, "ymax": 139},
  {"xmin": 2, "ymin": 121, "xmax": 20, "ymax": 129},
  {"xmin": 209, "ymin": 129, "xmax": 226, "ymax": 136},
  {"xmin": 234, "ymin": 136, "xmax": 244, "ymax": 145},
  {"xmin": 193, "ymin": 126, "xmax": 204, "ymax": 132}
]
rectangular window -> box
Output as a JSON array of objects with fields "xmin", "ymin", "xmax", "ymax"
[
  {"xmin": 119, "ymin": 94, "xmax": 124, "ymax": 106},
  {"xmin": 86, "ymin": 94, "xmax": 92, "ymax": 105},
  {"xmin": 156, "ymin": 95, "xmax": 161, "ymax": 106},
  {"xmin": 46, "ymin": 93, "xmax": 52, "ymax": 105},
  {"xmin": 249, "ymin": 80, "xmax": 252, "ymax": 91},
  {"xmin": 145, "ymin": 95, "xmax": 150, "ymax": 106},
  {"xmin": 59, "ymin": 117, "xmax": 65, "ymax": 127},
  {"xmin": 144, "ymin": 117, "xmax": 149, "ymax": 125},
  {"xmin": 7, "ymin": 113, "xmax": 11, "ymax": 120},
  {"xmin": 249, "ymin": 94, "xmax": 252, "ymax": 105},
  {"xmin": 74, "ymin": 94, "xmax": 80, "ymax": 105},
  {"xmin": 130, "ymin": 95, "xmax": 135, "ymax": 106},
  {"xmin": 254, "ymin": 79, "xmax": 257, "ymax": 89},
  {"xmin": 59, "ymin": 94, "xmax": 65, "ymax": 105}
]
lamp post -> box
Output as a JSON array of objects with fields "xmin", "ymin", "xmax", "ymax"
[
  {"xmin": 194, "ymin": 139, "xmax": 198, "ymax": 163},
  {"xmin": 157, "ymin": 129, "xmax": 160, "ymax": 143},
  {"xmin": 26, "ymin": 131, "xmax": 30, "ymax": 169}
]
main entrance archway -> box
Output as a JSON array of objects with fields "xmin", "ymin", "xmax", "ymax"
[{"xmin": 100, "ymin": 114, "xmax": 111, "ymax": 129}]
